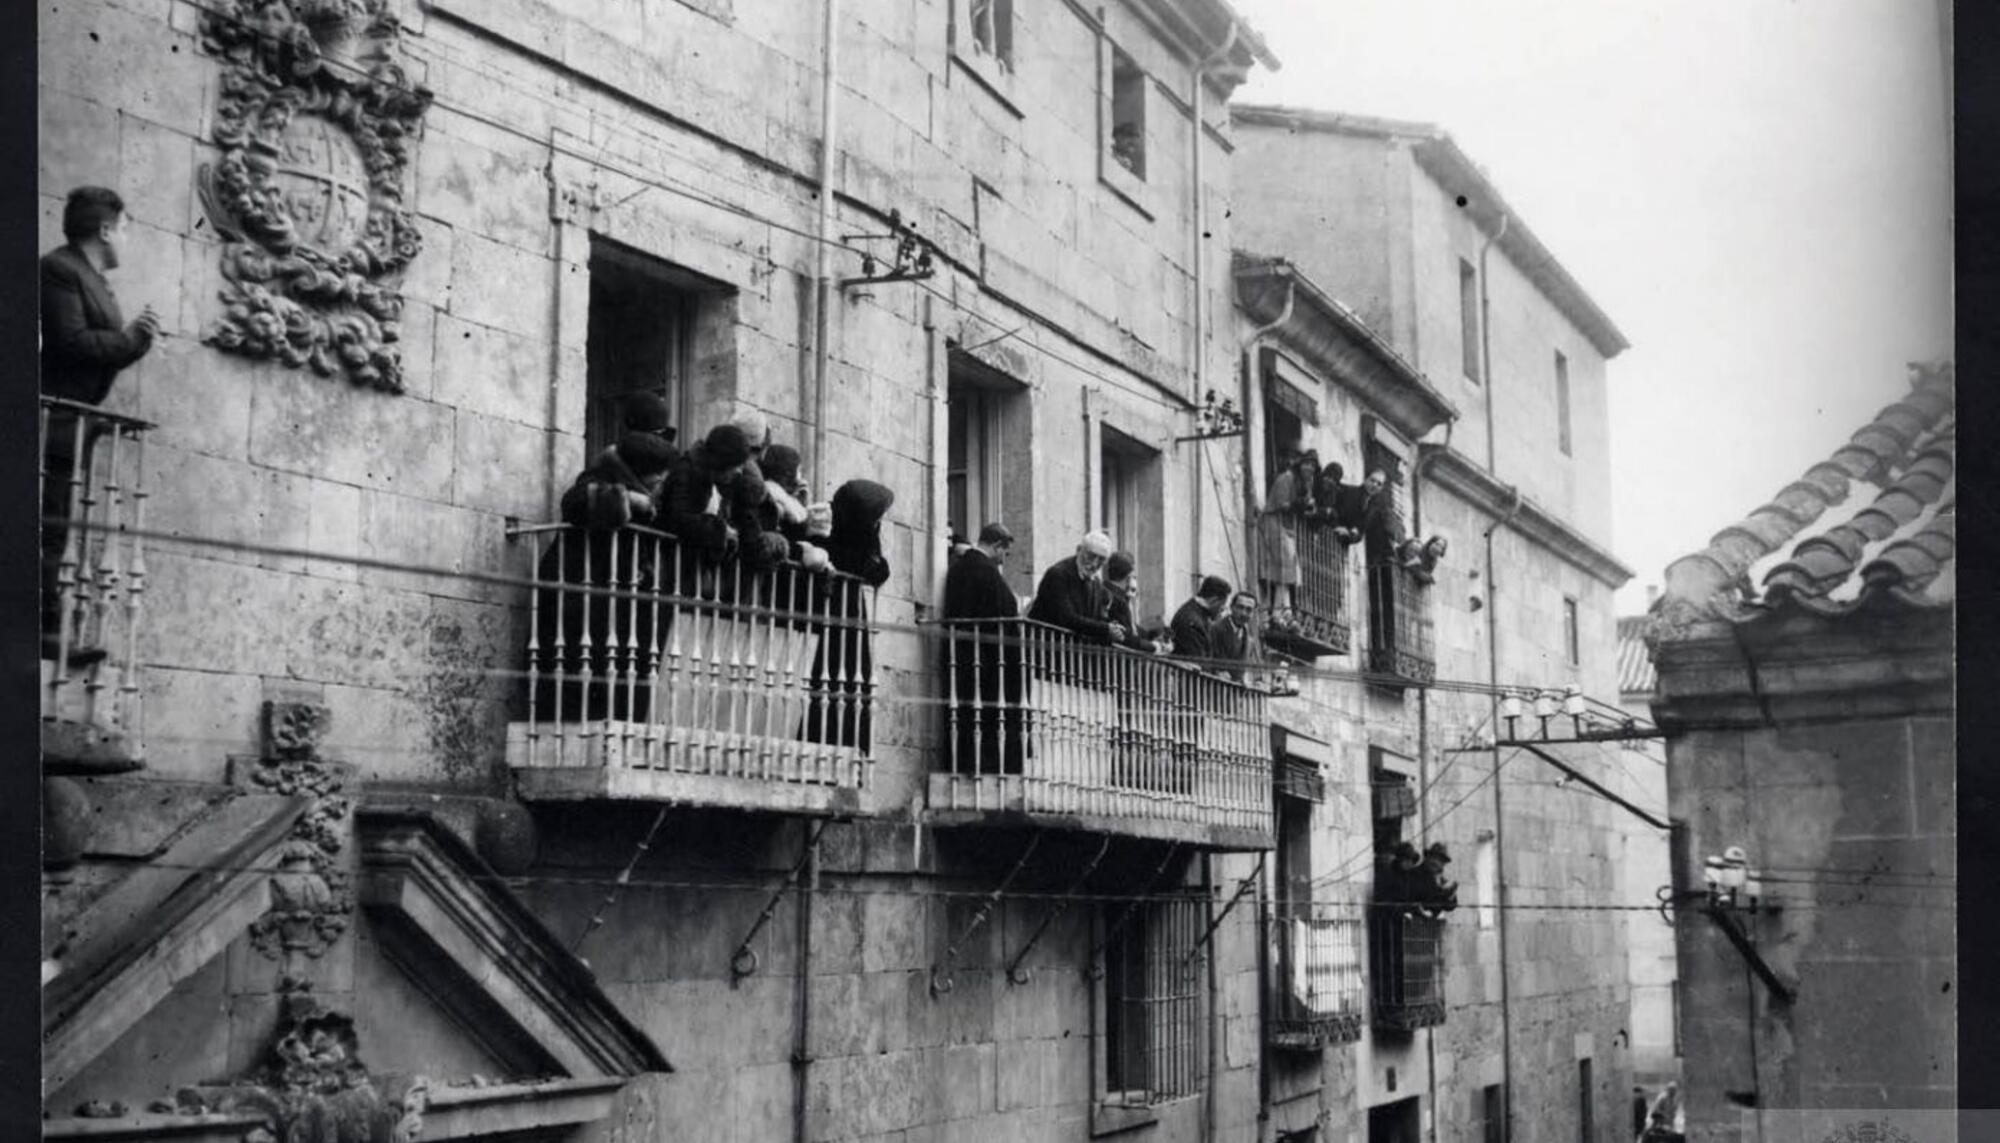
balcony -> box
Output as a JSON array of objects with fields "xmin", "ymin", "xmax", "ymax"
[
  {"xmin": 1267, "ymin": 901, "xmax": 1366, "ymax": 1050},
  {"xmin": 506, "ymin": 524, "xmax": 874, "ymax": 815},
  {"xmin": 927, "ymin": 619, "xmax": 1273, "ymax": 850},
  {"xmin": 1266, "ymin": 521, "xmax": 1352, "ymax": 659},
  {"xmin": 41, "ymin": 398, "xmax": 154, "ymax": 773},
  {"xmin": 1365, "ymin": 562, "xmax": 1435, "ymax": 686},
  {"xmin": 1368, "ymin": 905, "xmax": 1446, "ymax": 1031}
]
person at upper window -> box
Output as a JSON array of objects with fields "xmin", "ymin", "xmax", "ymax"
[
  {"xmin": 1399, "ymin": 534, "xmax": 1450, "ymax": 584},
  {"xmin": 1211, "ymin": 591, "xmax": 1258, "ymax": 666},
  {"xmin": 620, "ymin": 391, "xmax": 678, "ymax": 451},
  {"xmin": 41, "ymin": 187, "xmax": 162, "ymax": 665},
  {"xmin": 1258, "ymin": 450, "xmax": 1317, "ymax": 619},
  {"xmin": 1103, "ymin": 550, "xmax": 1167, "ymax": 654},
  {"xmin": 804, "ymin": 478, "xmax": 895, "ymax": 752},
  {"xmin": 1027, "ymin": 531, "xmax": 1122, "ymax": 643},
  {"xmin": 656, "ymin": 423, "xmax": 754, "ymax": 563},
  {"xmin": 942, "ymin": 522, "xmax": 1025, "ymax": 774},
  {"xmin": 1169, "ymin": 575, "xmax": 1232, "ymax": 662},
  {"xmin": 1349, "ymin": 468, "xmax": 1408, "ymax": 559}
]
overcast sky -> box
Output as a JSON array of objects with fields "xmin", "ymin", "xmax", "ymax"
[{"xmin": 1224, "ymin": 0, "xmax": 1954, "ymax": 612}]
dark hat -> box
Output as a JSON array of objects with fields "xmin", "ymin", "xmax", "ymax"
[
  {"xmin": 1197, "ymin": 574, "xmax": 1233, "ymax": 601},
  {"xmin": 615, "ymin": 430, "xmax": 678, "ymax": 477},
  {"xmin": 722, "ymin": 465, "xmax": 769, "ymax": 507},
  {"xmin": 760, "ymin": 444, "xmax": 804, "ymax": 490},
  {"xmin": 1320, "ymin": 460, "xmax": 1345, "ymax": 483},
  {"xmin": 831, "ymin": 479, "xmax": 895, "ymax": 530},
  {"xmin": 699, "ymin": 424, "xmax": 753, "ymax": 471},
  {"xmin": 977, "ymin": 522, "xmax": 1014, "ymax": 547},
  {"xmin": 1105, "ymin": 550, "xmax": 1136, "ymax": 581},
  {"xmin": 623, "ymin": 392, "xmax": 673, "ymax": 436}
]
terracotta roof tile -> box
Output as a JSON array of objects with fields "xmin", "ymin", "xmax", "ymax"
[
  {"xmin": 1658, "ymin": 362, "xmax": 1955, "ymax": 624},
  {"xmin": 1616, "ymin": 616, "xmax": 1657, "ymax": 696}
]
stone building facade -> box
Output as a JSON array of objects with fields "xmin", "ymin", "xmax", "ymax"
[
  {"xmin": 1228, "ymin": 108, "xmax": 1642, "ymax": 1143},
  {"xmin": 39, "ymin": 0, "xmax": 1301, "ymax": 1140},
  {"xmin": 1649, "ymin": 364, "xmax": 1955, "ymax": 1138}
]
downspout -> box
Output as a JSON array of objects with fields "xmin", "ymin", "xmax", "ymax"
[
  {"xmin": 791, "ymin": 822, "xmax": 822, "ymax": 1143},
  {"xmin": 1410, "ymin": 420, "xmax": 1453, "ymax": 1142},
  {"xmin": 810, "ymin": 0, "xmax": 842, "ymax": 492},
  {"xmin": 1239, "ymin": 272, "xmax": 1295, "ymax": 591},
  {"xmin": 925, "ymin": 294, "xmax": 947, "ymax": 604},
  {"xmin": 1203, "ymin": 852, "xmax": 1220, "ymax": 1143},
  {"xmin": 1190, "ymin": 23, "xmax": 1238, "ymax": 583},
  {"xmin": 1475, "ymin": 207, "xmax": 1515, "ymax": 1138}
]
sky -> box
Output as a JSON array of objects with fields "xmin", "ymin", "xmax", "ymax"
[{"xmin": 1223, "ymin": 0, "xmax": 1954, "ymax": 613}]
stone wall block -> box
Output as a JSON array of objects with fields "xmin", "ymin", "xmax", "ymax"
[
  {"xmin": 399, "ymin": 217, "xmax": 456, "ymax": 313},
  {"xmin": 137, "ymin": 665, "xmax": 263, "ymax": 782},
  {"xmin": 432, "ymin": 312, "xmax": 554, "ymax": 429},
  {"xmin": 40, "ymin": 91, "xmax": 120, "ymax": 198},
  {"xmin": 450, "ymin": 231, "xmax": 557, "ymax": 337},
  {"xmin": 861, "ymin": 887, "xmax": 926, "ymax": 973},
  {"xmin": 249, "ymin": 377, "xmax": 456, "ymax": 499},
  {"xmin": 43, "ymin": 2, "xmax": 209, "ymax": 135},
  {"xmin": 414, "ymin": 119, "xmax": 553, "ymax": 255},
  {"xmin": 453, "ymin": 409, "xmax": 555, "ymax": 519},
  {"xmin": 145, "ymin": 444, "xmax": 313, "ymax": 574},
  {"xmin": 115, "ymin": 111, "xmax": 196, "ymax": 236},
  {"xmin": 282, "ymin": 575, "xmax": 434, "ymax": 692},
  {"xmin": 137, "ymin": 550, "xmax": 288, "ymax": 673},
  {"xmin": 996, "ymin": 1037, "xmax": 1053, "ymax": 1112}
]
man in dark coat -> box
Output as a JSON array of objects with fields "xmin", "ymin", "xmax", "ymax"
[
  {"xmin": 41, "ymin": 187, "xmax": 160, "ymax": 662},
  {"xmin": 656, "ymin": 423, "xmax": 755, "ymax": 585},
  {"xmin": 1027, "ymin": 531, "xmax": 1121, "ymax": 644},
  {"xmin": 1211, "ymin": 591, "xmax": 1257, "ymax": 677},
  {"xmin": 942, "ymin": 523, "xmax": 1024, "ymax": 774},
  {"xmin": 1169, "ymin": 575, "xmax": 1231, "ymax": 662},
  {"xmin": 1352, "ymin": 469, "xmax": 1411, "ymax": 665}
]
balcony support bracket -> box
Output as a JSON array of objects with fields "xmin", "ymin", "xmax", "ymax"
[
  {"xmin": 931, "ymin": 831, "xmax": 1043, "ymax": 996},
  {"xmin": 1086, "ymin": 843, "xmax": 1183, "ymax": 981},
  {"xmin": 729, "ymin": 820, "xmax": 829, "ymax": 984},
  {"xmin": 1004, "ymin": 836, "xmax": 1111, "ymax": 985},
  {"xmin": 1702, "ymin": 904, "xmax": 1796, "ymax": 1005},
  {"xmin": 1183, "ymin": 853, "xmax": 1265, "ymax": 966}
]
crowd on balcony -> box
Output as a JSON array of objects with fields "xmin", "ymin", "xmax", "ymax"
[{"xmin": 1260, "ymin": 451, "xmax": 1454, "ymax": 607}]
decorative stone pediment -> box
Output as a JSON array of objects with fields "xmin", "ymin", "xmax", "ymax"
[{"xmin": 197, "ymin": 0, "xmax": 433, "ymax": 391}]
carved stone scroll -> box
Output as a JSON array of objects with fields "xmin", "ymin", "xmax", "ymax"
[{"xmin": 198, "ymin": 0, "xmax": 433, "ymax": 392}]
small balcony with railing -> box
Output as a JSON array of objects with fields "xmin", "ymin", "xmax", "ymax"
[
  {"xmin": 506, "ymin": 523, "xmax": 876, "ymax": 815},
  {"xmin": 41, "ymin": 398, "xmax": 154, "ymax": 773},
  {"xmin": 1266, "ymin": 521, "xmax": 1352, "ymax": 660},
  {"xmin": 926, "ymin": 619, "xmax": 1273, "ymax": 850},
  {"xmin": 1266, "ymin": 901, "xmax": 1366, "ymax": 1050},
  {"xmin": 1364, "ymin": 561, "xmax": 1435, "ymax": 686},
  {"xmin": 1368, "ymin": 906, "xmax": 1445, "ymax": 1031}
]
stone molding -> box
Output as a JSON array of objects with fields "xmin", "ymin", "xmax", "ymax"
[{"xmin": 1424, "ymin": 446, "xmax": 1633, "ymax": 588}]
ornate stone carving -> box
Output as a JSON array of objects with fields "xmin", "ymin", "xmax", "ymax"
[
  {"xmin": 163, "ymin": 984, "xmax": 429, "ymax": 1143},
  {"xmin": 197, "ymin": 0, "xmax": 433, "ymax": 392},
  {"xmin": 249, "ymin": 700, "xmax": 354, "ymax": 961}
]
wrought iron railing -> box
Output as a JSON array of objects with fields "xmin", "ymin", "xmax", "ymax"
[
  {"xmin": 507, "ymin": 524, "xmax": 874, "ymax": 793},
  {"xmin": 1368, "ymin": 905, "xmax": 1446, "ymax": 1031},
  {"xmin": 1267, "ymin": 901, "xmax": 1366, "ymax": 1049},
  {"xmin": 1365, "ymin": 561, "xmax": 1435, "ymax": 684},
  {"xmin": 932, "ymin": 618, "xmax": 1271, "ymax": 839},
  {"xmin": 1269, "ymin": 521, "xmax": 1351, "ymax": 656},
  {"xmin": 41, "ymin": 397, "xmax": 153, "ymax": 766}
]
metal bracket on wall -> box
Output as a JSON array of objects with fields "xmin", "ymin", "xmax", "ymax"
[
  {"xmin": 728, "ymin": 820, "xmax": 829, "ymax": 985},
  {"xmin": 1703, "ymin": 903, "xmax": 1797, "ymax": 1005},
  {"xmin": 930, "ymin": 831, "xmax": 1044, "ymax": 996},
  {"xmin": 1004, "ymin": 836, "xmax": 1112, "ymax": 985},
  {"xmin": 839, "ymin": 207, "xmax": 937, "ymax": 288},
  {"xmin": 1183, "ymin": 852, "xmax": 1265, "ymax": 967},
  {"xmin": 1085, "ymin": 842, "xmax": 1184, "ymax": 981}
]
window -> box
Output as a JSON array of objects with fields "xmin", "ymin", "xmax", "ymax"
[
  {"xmin": 1563, "ymin": 597, "xmax": 1580, "ymax": 667},
  {"xmin": 586, "ymin": 238, "xmax": 697, "ymax": 455},
  {"xmin": 1482, "ymin": 1083, "xmax": 1507, "ymax": 1143},
  {"xmin": 1555, "ymin": 350, "xmax": 1572, "ymax": 456},
  {"xmin": 1098, "ymin": 425, "xmax": 1163, "ymax": 619},
  {"xmin": 967, "ymin": 0, "xmax": 1013, "ymax": 69},
  {"xmin": 947, "ymin": 354, "xmax": 1031, "ymax": 559},
  {"xmin": 1109, "ymin": 46, "xmax": 1146, "ymax": 179},
  {"xmin": 1578, "ymin": 1058, "xmax": 1594, "ymax": 1143},
  {"xmin": 1459, "ymin": 258, "xmax": 1481, "ymax": 383},
  {"xmin": 1102, "ymin": 895, "xmax": 1207, "ymax": 1106}
]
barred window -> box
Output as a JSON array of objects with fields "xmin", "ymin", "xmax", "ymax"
[{"xmin": 1101, "ymin": 895, "xmax": 1207, "ymax": 1106}]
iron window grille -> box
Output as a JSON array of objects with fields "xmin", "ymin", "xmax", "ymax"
[{"xmin": 1102, "ymin": 894, "xmax": 1208, "ymax": 1106}]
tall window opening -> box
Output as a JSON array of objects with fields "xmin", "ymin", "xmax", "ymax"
[
  {"xmin": 947, "ymin": 353, "xmax": 1031, "ymax": 562},
  {"xmin": 1577, "ymin": 1057, "xmax": 1594, "ymax": 1143},
  {"xmin": 968, "ymin": 0, "xmax": 1014, "ymax": 68},
  {"xmin": 1563, "ymin": 596, "xmax": 1581, "ymax": 667},
  {"xmin": 1555, "ymin": 350, "xmax": 1573, "ymax": 456},
  {"xmin": 1481, "ymin": 1083, "xmax": 1507, "ymax": 1143},
  {"xmin": 1110, "ymin": 46, "xmax": 1147, "ymax": 179},
  {"xmin": 1459, "ymin": 258, "xmax": 1481, "ymax": 383},
  {"xmin": 1099, "ymin": 425, "xmax": 1163, "ymax": 621},
  {"xmin": 1102, "ymin": 894, "xmax": 1207, "ymax": 1106},
  {"xmin": 586, "ymin": 238, "xmax": 699, "ymax": 456}
]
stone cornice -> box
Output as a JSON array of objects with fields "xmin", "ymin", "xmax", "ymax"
[
  {"xmin": 1236, "ymin": 257, "xmax": 1457, "ymax": 443},
  {"xmin": 356, "ymin": 808, "xmax": 672, "ymax": 1077},
  {"xmin": 1424, "ymin": 447, "xmax": 1633, "ymax": 588}
]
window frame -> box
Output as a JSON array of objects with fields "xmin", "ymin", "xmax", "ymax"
[
  {"xmin": 584, "ymin": 236, "xmax": 716, "ymax": 458},
  {"xmin": 1459, "ymin": 258, "xmax": 1482, "ymax": 383},
  {"xmin": 1555, "ymin": 350, "xmax": 1573, "ymax": 456},
  {"xmin": 1097, "ymin": 30, "xmax": 1154, "ymax": 217},
  {"xmin": 1577, "ymin": 1057, "xmax": 1594, "ymax": 1143},
  {"xmin": 1096, "ymin": 894, "xmax": 1209, "ymax": 1112},
  {"xmin": 1563, "ymin": 595, "xmax": 1581, "ymax": 667},
  {"xmin": 950, "ymin": 0, "xmax": 1021, "ymax": 113}
]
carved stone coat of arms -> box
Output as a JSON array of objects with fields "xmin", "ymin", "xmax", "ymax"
[{"xmin": 198, "ymin": 0, "xmax": 432, "ymax": 392}]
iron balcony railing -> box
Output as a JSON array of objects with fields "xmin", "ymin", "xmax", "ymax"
[
  {"xmin": 1268, "ymin": 521, "xmax": 1352, "ymax": 657},
  {"xmin": 1365, "ymin": 561, "xmax": 1436, "ymax": 685},
  {"xmin": 1266, "ymin": 901, "xmax": 1366, "ymax": 1049},
  {"xmin": 506, "ymin": 523, "xmax": 874, "ymax": 806},
  {"xmin": 41, "ymin": 397, "xmax": 153, "ymax": 768},
  {"xmin": 931, "ymin": 618, "xmax": 1272, "ymax": 844},
  {"xmin": 1368, "ymin": 905, "xmax": 1446, "ymax": 1031}
]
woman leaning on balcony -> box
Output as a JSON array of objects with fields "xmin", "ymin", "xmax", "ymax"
[{"xmin": 1258, "ymin": 449, "xmax": 1318, "ymax": 622}]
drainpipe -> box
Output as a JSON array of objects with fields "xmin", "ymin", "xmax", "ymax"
[
  {"xmin": 1203, "ymin": 852, "xmax": 1220, "ymax": 1143},
  {"xmin": 1239, "ymin": 272, "xmax": 1295, "ymax": 589},
  {"xmin": 1485, "ymin": 483, "xmax": 1523, "ymax": 1140},
  {"xmin": 810, "ymin": 0, "xmax": 842, "ymax": 492},
  {"xmin": 1190, "ymin": 24, "xmax": 1237, "ymax": 584},
  {"xmin": 925, "ymin": 295, "xmax": 947, "ymax": 603},
  {"xmin": 791, "ymin": 822, "xmax": 822, "ymax": 1143},
  {"xmin": 1409, "ymin": 420, "xmax": 1453, "ymax": 1142}
]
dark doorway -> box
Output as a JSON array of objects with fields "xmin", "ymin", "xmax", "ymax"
[{"xmin": 1368, "ymin": 1096, "xmax": 1421, "ymax": 1143}]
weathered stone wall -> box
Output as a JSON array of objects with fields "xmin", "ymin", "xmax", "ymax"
[{"xmin": 1670, "ymin": 715, "xmax": 1955, "ymax": 1140}]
